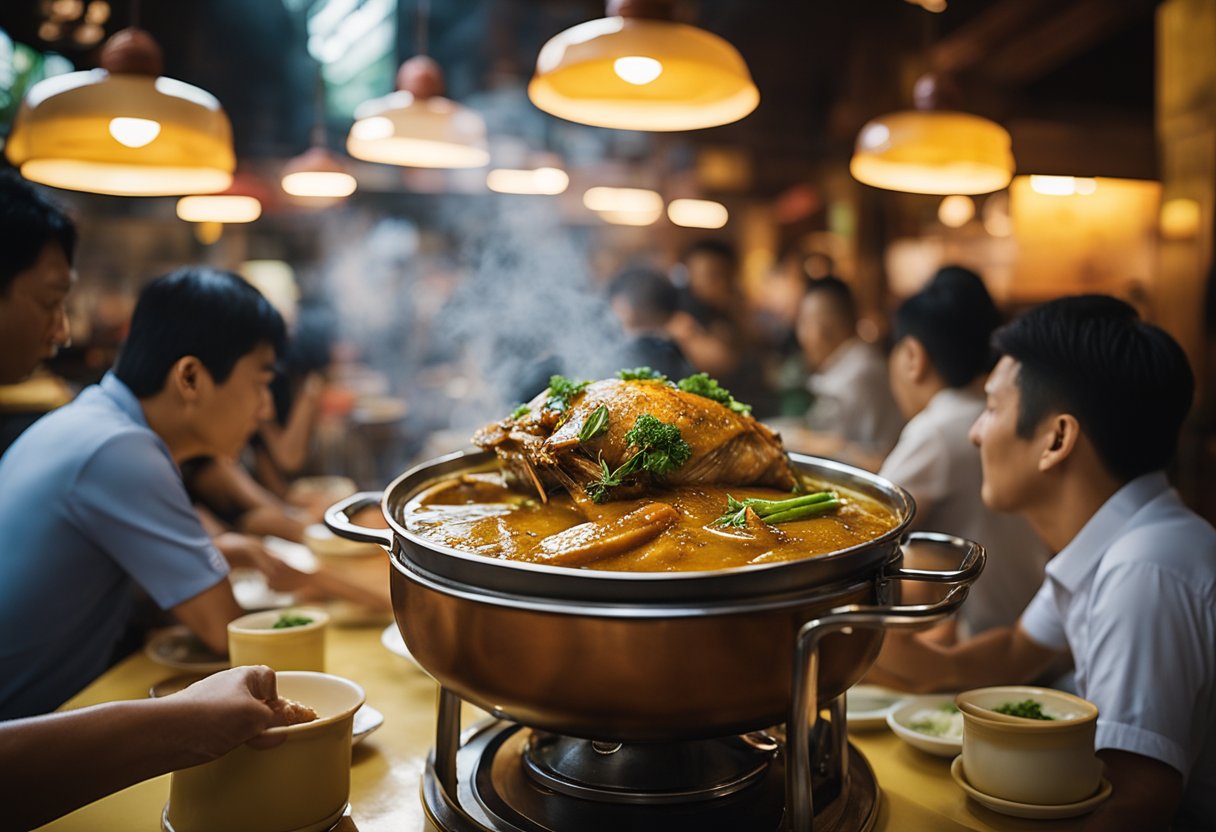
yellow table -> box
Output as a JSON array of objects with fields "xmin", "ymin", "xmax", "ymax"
[{"xmin": 37, "ymin": 625, "xmax": 1084, "ymax": 832}]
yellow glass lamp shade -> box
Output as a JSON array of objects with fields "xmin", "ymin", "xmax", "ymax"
[
  {"xmin": 528, "ymin": 15, "xmax": 759, "ymax": 131},
  {"xmin": 347, "ymin": 92, "xmax": 489, "ymax": 169},
  {"xmin": 176, "ymin": 194, "xmax": 262, "ymax": 223},
  {"xmin": 6, "ymin": 29, "xmax": 234, "ymax": 196},
  {"xmin": 667, "ymin": 198, "xmax": 728, "ymax": 228},
  {"xmin": 850, "ymin": 110, "xmax": 1014, "ymax": 196}
]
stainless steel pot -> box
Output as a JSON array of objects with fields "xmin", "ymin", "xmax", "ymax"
[{"xmin": 327, "ymin": 450, "xmax": 984, "ymax": 743}]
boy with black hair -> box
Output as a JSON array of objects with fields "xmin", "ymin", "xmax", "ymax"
[
  {"xmin": 880, "ymin": 267, "xmax": 1048, "ymax": 635},
  {"xmin": 874, "ymin": 295, "xmax": 1216, "ymax": 831},
  {"xmin": 0, "ymin": 171, "xmax": 75, "ymax": 386},
  {"xmin": 0, "ymin": 267, "xmax": 287, "ymax": 718}
]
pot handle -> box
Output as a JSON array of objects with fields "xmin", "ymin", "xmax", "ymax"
[
  {"xmin": 787, "ymin": 534, "xmax": 985, "ymax": 832},
  {"xmin": 885, "ymin": 530, "xmax": 985, "ymax": 584},
  {"xmin": 323, "ymin": 491, "xmax": 393, "ymax": 547}
]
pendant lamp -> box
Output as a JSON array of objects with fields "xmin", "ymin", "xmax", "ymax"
[
  {"xmin": 528, "ymin": 0, "xmax": 759, "ymax": 132},
  {"xmin": 6, "ymin": 27, "xmax": 235, "ymax": 196},
  {"xmin": 347, "ymin": 0, "xmax": 488, "ymax": 168},
  {"xmin": 850, "ymin": 74, "xmax": 1014, "ymax": 196},
  {"xmin": 282, "ymin": 75, "xmax": 357, "ymax": 201}
]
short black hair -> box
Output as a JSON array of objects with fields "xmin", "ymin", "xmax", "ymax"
[
  {"xmin": 993, "ymin": 295, "xmax": 1194, "ymax": 482},
  {"xmin": 114, "ymin": 267, "xmax": 287, "ymax": 397},
  {"xmin": 607, "ymin": 267, "xmax": 679, "ymax": 325},
  {"xmin": 682, "ymin": 238, "xmax": 738, "ymax": 266},
  {"xmin": 0, "ymin": 171, "xmax": 77, "ymax": 295},
  {"xmin": 803, "ymin": 275, "xmax": 857, "ymax": 328},
  {"xmin": 894, "ymin": 266, "xmax": 1002, "ymax": 387}
]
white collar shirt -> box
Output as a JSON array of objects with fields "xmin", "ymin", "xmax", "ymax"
[
  {"xmin": 1021, "ymin": 472, "xmax": 1216, "ymax": 830},
  {"xmin": 880, "ymin": 388, "xmax": 1049, "ymax": 636},
  {"xmin": 805, "ymin": 338, "xmax": 903, "ymax": 455}
]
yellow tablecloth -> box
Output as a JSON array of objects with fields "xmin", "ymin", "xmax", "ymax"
[{"xmin": 37, "ymin": 625, "xmax": 1084, "ymax": 831}]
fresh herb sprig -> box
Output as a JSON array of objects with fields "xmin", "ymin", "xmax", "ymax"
[
  {"xmin": 714, "ymin": 491, "xmax": 840, "ymax": 528},
  {"xmin": 585, "ymin": 414, "xmax": 692, "ymax": 503},
  {"xmin": 994, "ymin": 700, "xmax": 1054, "ymax": 720},
  {"xmin": 509, "ymin": 403, "xmax": 531, "ymax": 420},
  {"xmin": 676, "ymin": 372, "xmax": 752, "ymax": 415},
  {"xmin": 544, "ymin": 375, "xmax": 590, "ymax": 413},
  {"xmin": 618, "ymin": 367, "xmax": 669, "ymax": 383},
  {"xmin": 272, "ymin": 613, "xmax": 315, "ymax": 629},
  {"xmin": 578, "ymin": 405, "xmax": 609, "ymax": 443}
]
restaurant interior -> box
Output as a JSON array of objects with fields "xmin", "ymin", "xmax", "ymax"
[{"xmin": 0, "ymin": 0, "xmax": 1214, "ymax": 831}]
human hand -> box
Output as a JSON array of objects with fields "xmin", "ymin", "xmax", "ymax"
[
  {"xmin": 215, "ymin": 533, "xmax": 314, "ymax": 592},
  {"xmin": 159, "ymin": 666, "xmax": 289, "ymax": 766}
]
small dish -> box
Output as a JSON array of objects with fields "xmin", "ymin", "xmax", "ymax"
[
  {"xmin": 887, "ymin": 694, "xmax": 963, "ymax": 757},
  {"xmin": 145, "ymin": 626, "xmax": 229, "ymax": 673},
  {"xmin": 352, "ymin": 703, "xmax": 384, "ymax": 746},
  {"xmin": 846, "ymin": 684, "xmax": 908, "ymax": 730},
  {"xmin": 951, "ymin": 756, "xmax": 1112, "ymax": 819},
  {"xmin": 379, "ymin": 624, "xmax": 429, "ymax": 676}
]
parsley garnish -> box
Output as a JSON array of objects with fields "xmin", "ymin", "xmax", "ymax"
[
  {"xmin": 994, "ymin": 700, "xmax": 1053, "ymax": 720},
  {"xmin": 585, "ymin": 413, "xmax": 692, "ymax": 503},
  {"xmin": 617, "ymin": 366, "xmax": 669, "ymax": 383},
  {"xmin": 676, "ymin": 372, "xmax": 752, "ymax": 415},
  {"xmin": 544, "ymin": 375, "xmax": 590, "ymax": 413},
  {"xmin": 509, "ymin": 403, "xmax": 531, "ymax": 420}
]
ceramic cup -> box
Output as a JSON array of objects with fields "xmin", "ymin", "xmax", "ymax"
[
  {"xmin": 164, "ymin": 671, "xmax": 364, "ymax": 832},
  {"xmin": 228, "ymin": 607, "xmax": 329, "ymax": 672},
  {"xmin": 956, "ymin": 685, "xmax": 1102, "ymax": 805}
]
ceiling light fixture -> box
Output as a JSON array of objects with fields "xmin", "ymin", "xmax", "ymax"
[
  {"xmin": 937, "ymin": 194, "xmax": 975, "ymax": 228},
  {"xmin": 667, "ymin": 198, "xmax": 728, "ymax": 229},
  {"xmin": 850, "ymin": 74, "xmax": 1014, "ymax": 196},
  {"xmin": 346, "ymin": 0, "xmax": 489, "ymax": 168},
  {"xmin": 6, "ymin": 21, "xmax": 234, "ymax": 196},
  {"xmin": 486, "ymin": 166, "xmax": 569, "ymax": 195},
  {"xmin": 529, "ymin": 0, "xmax": 759, "ymax": 132},
  {"xmin": 282, "ymin": 73, "xmax": 357, "ymax": 201}
]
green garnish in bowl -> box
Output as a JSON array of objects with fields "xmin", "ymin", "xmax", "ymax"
[
  {"xmin": 993, "ymin": 699, "xmax": 1054, "ymax": 720},
  {"xmin": 272, "ymin": 613, "xmax": 315, "ymax": 629}
]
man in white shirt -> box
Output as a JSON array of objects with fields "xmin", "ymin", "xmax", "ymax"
[
  {"xmin": 880, "ymin": 267, "xmax": 1048, "ymax": 636},
  {"xmin": 794, "ymin": 277, "xmax": 903, "ymax": 465},
  {"xmin": 873, "ymin": 296, "xmax": 1215, "ymax": 831}
]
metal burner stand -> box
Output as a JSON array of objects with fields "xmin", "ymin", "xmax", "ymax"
[{"xmin": 422, "ymin": 534, "xmax": 982, "ymax": 832}]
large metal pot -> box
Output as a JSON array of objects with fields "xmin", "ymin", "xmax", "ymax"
[{"xmin": 328, "ymin": 450, "xmax": 982, "ymax": 743}]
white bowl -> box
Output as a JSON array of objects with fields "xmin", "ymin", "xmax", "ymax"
[
  {"xmin": 846, "ymin": 684, "xmax": 908, "ymax": 730},
  {"xmin": 887, "ymin": 694, "xmax": 964, "ymax": 757}
]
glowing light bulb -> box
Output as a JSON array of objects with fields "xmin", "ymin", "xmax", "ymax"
[
  {"xmin": 108, "ymin": 117, "xmax": 161, "ymax": 148},
  {"xmin": 938, "ymin": 195, "xmax": 975, "ymax": 228},
  {"xmin": 613, "ymin": 56, "xmax": 662, "ymax": 86}
]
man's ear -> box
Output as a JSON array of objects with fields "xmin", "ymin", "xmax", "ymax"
[
  {"xmin": 167, "ymin": 356, "xmax": 206, "ymax": 403},
  {"xmin": 1038, "ymin": 414, "xmax": 1080, "ymax": 472},
  {"xmin": 904, "ymin": 337, "xmax": 930, "ymax": 384}
]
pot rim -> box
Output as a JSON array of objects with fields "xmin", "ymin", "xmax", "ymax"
[
  {"xmin": 259, "ymin": 671, "xmax": 366, "ymax": 737},
  {"xmin": 380, "ymin": 448, "xmax": 916, "ymax": 585}
]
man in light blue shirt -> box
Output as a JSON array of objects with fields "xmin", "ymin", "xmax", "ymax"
[
  {"xmin": 872, "ymin": 296, "xmax": 1215, "ymax": 830},
  {"xmin": 0, "ymin": 267, "xmax": 286, "ymax": 717}
]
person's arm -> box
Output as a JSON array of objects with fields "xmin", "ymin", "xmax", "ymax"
[
  {"xmin": 867, "ymin": 621, "xmax": 1061, "ymax": 693},
  {"xmin": 0, "ymin": 666, "xmax": 286, "ymax": 831},
  {"xmin": 257, "ymin": 373, "xmax": 324, "ymax": 476},
  {"xmin": 189, "ymin": 457, "xmax": 307, "ymax": 542},
  {"xmin": 171, "ymin": 578, "xmax": 246, "ymax": 654},
  {"xmin": 1080, "ymin": 750, "xmax": 1183, "ymax": 832}
]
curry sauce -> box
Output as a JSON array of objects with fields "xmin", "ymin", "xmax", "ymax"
[{"xmin": 402, "ymin": 472, "xmax": 900, "ymax": 572}]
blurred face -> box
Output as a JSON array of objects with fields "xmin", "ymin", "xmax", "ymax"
[
  {"xmin": 193, "ymin": 343, "xmax": 276, "ymax": 458},
  {"xmin": 969, "ymin": 356, "xmax": 1044, "ymax": 512},
  {"xmin": 685, "ymin": 252, "xmax": 738, "ymax": 313},
  {"xmin": 797, "ymin": 292, "xmax": 846, "ymax": 369},
  {"xmin": 888, "ymin": 337, "xmax": 917, "ymax": 419},
  {"xmin": 0, "ymin": 244, "xmax": 74, "ymax": 384}
]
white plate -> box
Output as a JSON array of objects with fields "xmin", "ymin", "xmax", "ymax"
[
  {"xmin": 846, "ymin": 684, "xmax": 908, "ymax": 730},
  {"xmin": 380, "ymin": 624, "xmax": 429, "ymax": 675},
  {"xmin": 887, "ymin": 694, "xmax": 964, "ymax": 757},
  {"xmin": 352, "ymin": 703, "xmax": 384, "ymax": 746},
  {"xmin": 951, "ymin": 756, "xmax": 1112, "ymax": 819},
  {"xmin": 145, "ymin": 626, "xmax": 229, "ymax": 673}
]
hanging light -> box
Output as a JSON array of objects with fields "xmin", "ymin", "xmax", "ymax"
[
  {"xmin": 850, "ymin": 74, "xmax": 1014, "ymax": 196},
  {"xmin": 6, "ymin": 26, "xmax": 234, "ymax": 196},
  {"xmin": 667, "ymin": 198, "xmax": 728, "ymax": 229},
  {"xmin": 486, "ymin": 166, "xmax": 569, "ymax": 195},
  {"xmin": 584, "ymin": 186, "xmax": 663, "ymax": 225},
  {"xmin": 282, "ymin": 73, "xmax": 357, "ymax": 202},
  {"xmin": 176, "ymin": 171, "xmax": 268, "ymax": 224},
  {"xmin": 528, "ymin": 0, "xmax": 759, "ymax": 132},
  {"xmin": 937, "ymin": 194, "xmax": 975, "ymax": 228},
  {"xmin": 347, "ymin": 0, "xmax": 488, "ymax": 168}
]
